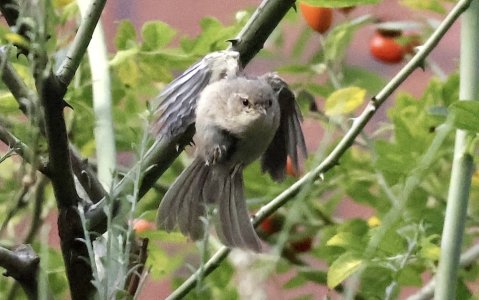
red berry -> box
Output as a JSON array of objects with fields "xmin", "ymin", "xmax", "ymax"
[
  {"xmin": 290, "ymin": 237, "xmax": 313, "ymax": 253},
  {"xmin": 260, "ymin": 214, "xmax": 284, "ymax": 235},
  {"xmin": 133, "ymin": 219, "xmax": 155, "ymax": 233},
  {"xmin": 370, "ymin": 30, "xmax": 405, "ymax": 64},
  {"xmin": 299, "ymin": 3, "xmax": 333, "ymax": 34}
]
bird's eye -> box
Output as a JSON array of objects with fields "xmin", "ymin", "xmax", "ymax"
[
  {"xmin": 242, "ymin": 98, "xmax": 249, "ymax": 106},
  {"xmin": 268, "ymin": 100, "xmax": 273, "ymax": 107}
]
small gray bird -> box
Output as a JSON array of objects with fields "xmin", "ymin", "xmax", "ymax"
[{"xmin": 153, "ymin": 50, "xmax": 306, "ymax": 251}]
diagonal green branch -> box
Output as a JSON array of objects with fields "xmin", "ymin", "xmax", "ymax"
[
  {"xmin": 167, "ymin": 0, "xmax": 473, "ymax": 297},
  {"xmin": 231, "ymin": 0, "xmax": 296, "ymax": 66},
  {"xmin": 56, "ymin": 0, "xmax": 107, "ymax": 87}
]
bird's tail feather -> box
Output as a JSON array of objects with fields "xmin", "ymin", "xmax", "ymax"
[
  {"xmin": 157, "ymin": 158, "xmax": 209, "ymax": 240},
  {"xmin": 157, "ymin": 160, "xmax": 262, "ymax": 252},
  {"xmin": 216, "ymin": 168, "xmax": 262, "ymax": 252}
]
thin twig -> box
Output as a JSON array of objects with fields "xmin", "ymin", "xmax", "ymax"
[
  {"xmin": 126, "ymin": 238, "xmax": 149, "ymax": 297},
  {"xmin": 0, "ymin": 124, "xmax": 49, "ymax": 174},
  {"xmin": 0, "ymin": 185, "xmax": 29, "ymax": 235},
  {"xmin": 24, "ymin": 176, "xmax": 48, "ymax": 243}
]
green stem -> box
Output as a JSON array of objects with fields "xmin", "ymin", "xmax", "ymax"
[
  {"xmin": 435, "ymin": 0, "xmax": 479, "ymax": 298},
  {"xmin": 77, "ymin": 0, "xmax": 116, "ymax": 189}
]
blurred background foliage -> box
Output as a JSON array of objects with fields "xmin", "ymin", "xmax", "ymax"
[{"xmin": 0, "ymin": 0, "xmax": 478, "ymax": 299}]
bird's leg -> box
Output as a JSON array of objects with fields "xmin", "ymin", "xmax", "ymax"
[{"xmin": 202, "ymin": 126, "xmax": 238, "ymax": 166}]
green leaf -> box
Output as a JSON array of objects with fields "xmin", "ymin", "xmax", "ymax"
[
  {"xmin": 180, "ymin": 17, "xmax": 242, "ymax": 55},
  {"xmin": 456, "ymin": 279, "xmax": 473, "ymax": 299},
  {"xmin": 109, "ymin": 47, "xmax": 139, "ymax": 67},
  {"xmin": 325, "ymin": 86, "xmax": 366, "ymax": 116},
  {"xmin": 323, "ymin": 15, "xmax": 372, "ymax": 64},
  {"xmin": 326, "ymin": 232, "xmax": 364, "ymax": 250},
  {"xmin": 397, "ymin": 266, "xmax": 423, "ymax": 285},
  {"xmin": 138, "ymin": 229, "xmax": 187, "ymax": 242},
  {"xmin": 327, "ymin": 252, "xmax": 364, "ymax": 288},
  {"xmin": 277, "ymin": 64, "xmax": 313, "ymax": 74},
  {"xmin": 116, "ymin": 57, "xmax": 140, "ymax": 86},
  {"xmin": 148, "ymin": 247, "xmax": 184, "ymax": 280},
  {"xmin": 301, "ymin": 0, "xmax": 380, "ymax": 7},
  {"xmin": 420, "ymin": 234, "xmax": 441, "ymax": 261},
  {"xmin": 449, "ymin": 101, "xmax": 479, "ymax": 132},
  {"xmin": 343, "ymin": 66, "xmax": 386, "ymax": 94},
  {"xmin": 141, "ymin": 21, "xmax": 177, "ymax": 50},
  {"xmin": 298, "ymin": 269, "xmax": 328, "ymax": 285},
  {"xmin": 292, "ymin": 27, "xmax": 313, "ymax": 59},
  {"xmin": 400, "ymin": 0, "xmax": 446, "ymax": 14},
  {"xmin": 0, "ymin": 92, "xmax": 19, "ymax": 113},
  {"xmin": 115, "ymin": 20, "xmax": 137, "ymax": 50},
  {"xmin": 304, "ymin": 82, "xmax": 333, "ymax": 97},
  {"xmin": 284, "ymin": 275, "xmax": 307, "ymax": 289}
]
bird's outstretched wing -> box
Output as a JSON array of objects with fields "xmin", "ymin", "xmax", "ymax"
[
  {"xmin": 151, "ymin": 50, "xmax": 242, "ymax": 140},
  {"xmin": 260, "ymin": 73, "xmax": 307, "ymax": 181}
]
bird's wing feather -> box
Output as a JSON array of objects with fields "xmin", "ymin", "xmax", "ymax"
[
  {"xmin": 261, "ymin": 74, "xmax": 307, "ymax": 181},
  {"xmin": 151, "ymin": 51, "xmax": 241, "ymax": 140}
]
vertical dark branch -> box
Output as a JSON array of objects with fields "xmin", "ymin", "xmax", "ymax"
[
  {"xmin": 37, "ymin": 74, "xmax": 77, "ymax": 207},
  {"xmin": 36, "ymin": 72, "xmax": 94, "ymax": 299}
]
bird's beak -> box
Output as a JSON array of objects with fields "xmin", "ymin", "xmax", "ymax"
[{"xmin": 258, "ymin": 107, "xmax": 267, "ymax": 115}]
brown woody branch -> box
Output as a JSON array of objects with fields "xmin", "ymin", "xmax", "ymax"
[{"xmin": 0, "ymin": 245, "xmax": 39, "ymax": 300}]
